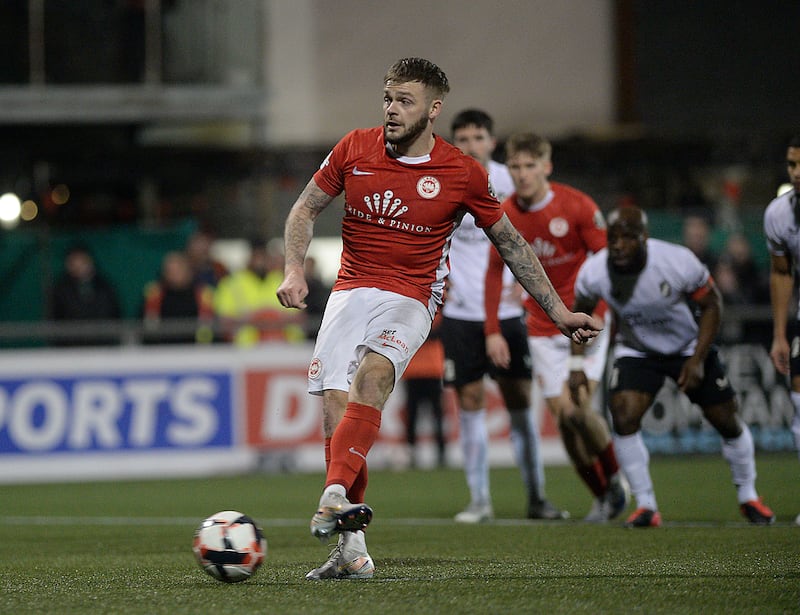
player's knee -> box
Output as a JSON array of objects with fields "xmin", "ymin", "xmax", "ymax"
[
  {"xmin": 458, "ymin": 380, "xmax": 484, "ymax": 410},
  {"xmin": 558, "ymin": 412, "xmax": 582, "ymax": 435},
  {"xmin": 609, "ymin": 407, "xmax": 639, "ymax": 436},
  {"xmin": 702, "ymin": 400, "xmax": 742, "ymax": 439},
  {"xmin": 712, "ymin": 413, "xmax": 742, "ymax": 438}
]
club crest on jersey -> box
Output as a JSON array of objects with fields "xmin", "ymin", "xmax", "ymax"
[
  {"xmin": 660, "ymin": 281, "xmax": 671, "ymax": 297},
  {"xmin": 417, "ymin": 175, "xmax": 441, "ymax": 199},
  {"xmin": 308, "ymin": 358, "xmax": 322, "ymax": 379},
  {"xmin": 549, "ymin": 217, "xmax": 569, "ymax": 238}
]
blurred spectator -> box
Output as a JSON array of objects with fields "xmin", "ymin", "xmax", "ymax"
[
  {"xmin": 50, "ymin": 243, "xmax": 122, "ymax": 346},
  {"xmin": 141, "ymin": 251, "xmax": 214, "ymax": 344},
  {"xmin": 401, "ymin": 316, "xmax": 446, "ymax": 468},
  {"xmin": 714, "ymin": 259, "xmax": 749, "ymax": 306},
  {"xmin": 184, "ymin": 230, "xmax": 229, "ymax": 288},
  {"xmin": 302, "ymin": 255, "xmax": 331, "ymax": 339},
  {"xmin": 714, "ymin": 233, "xmax": 770, "ymax": 345},
  {"xmin": 717, "ymin": 233, "xmax": 769, "ymax": 305},
  {"xmin": 214, "ymin": 239, "xmax": 305, "ymax": 346},
  {"xmin": 682, "ymin": 213, "xmax": 718, "ymax": 272}
]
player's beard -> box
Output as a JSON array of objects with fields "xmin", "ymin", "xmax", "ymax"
[{"xmin": 384, "ymin": 113, "xmax": 429, "ymax": 149}]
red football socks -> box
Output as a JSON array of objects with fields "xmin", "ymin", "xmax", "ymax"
[
  {"xmin": 598, "ymin": 442, "xmax": 620, "ymax": 479},
  {"xmin": 577, "ymin": 459, "xmax": 608, "ymax": 498},
  {"xmin": 325, "ymin": 402, "xmax": 382, "ymax": 493}
]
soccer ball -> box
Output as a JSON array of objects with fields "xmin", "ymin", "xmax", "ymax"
[{"xmin": 192, "ymin": 510, "xmax": 267, "ymax": 583}]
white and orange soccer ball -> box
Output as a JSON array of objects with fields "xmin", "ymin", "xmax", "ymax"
[{"xmin": 192, "ymin": 510, "xmax": 267, "ymax": 583}]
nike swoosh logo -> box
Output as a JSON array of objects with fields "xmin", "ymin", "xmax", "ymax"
[
  {"xmin": 353, "ymin": 167, "xmax": 374, "ymax": 176},
  {"xmin": 348, "ymin": 447, "xmax": 367, "ymax": 461}
]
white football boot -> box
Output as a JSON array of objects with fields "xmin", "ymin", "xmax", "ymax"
[
  {"xmin": 454, "ymin": 501, "xmax": 494, "ymax": 524},
  {"xmin": 305, "ymin": 531, "xmax": 375, "ymax": 580},
  {"xmin": 310, "ymin": 490, "xmax": 373, "ymax": 543}
]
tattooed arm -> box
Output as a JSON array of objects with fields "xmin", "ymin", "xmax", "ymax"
[
  {"xmin": 276, "ymin": 179, "xmax": 335, "ymax": 309},
  {"xmin": 485, "ymin": 214, "xmax": 602, "ymax": 342}
]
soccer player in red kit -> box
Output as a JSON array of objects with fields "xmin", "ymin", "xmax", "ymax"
[
  {"xmin": 484, "ymin": 132, "xmax": 628, "ymax": 522},
  {"xmin": 277, "ymin": 58, "xmax": 602, "ymax": 580}
]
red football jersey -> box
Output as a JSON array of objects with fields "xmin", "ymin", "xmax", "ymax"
[
  {"xmin": 314, "ymin": 127, "xmax": 503, "ymax": 309},
  {"xmin": 485, "ymin": 182, "xmax": 606, "ymax": 336}
]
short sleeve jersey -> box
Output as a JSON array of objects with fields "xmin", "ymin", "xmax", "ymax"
[
  {"xmin": 314, "ymin": 127, "xmax": 504, "ymax": 312},
  {"xmin": 574, "ymin": 238, "xmax": 710, "ymax": 358},
  {"xmin": 764, "ymin": 191, "xmax": 800, "ymax": 312},
  {"xmin": 485, "ymin": 182, "xmax": 606, "ymax": 337},
  {"xmin": 442, "ymin": 159, "xmax": 522, "ymax": 322}
]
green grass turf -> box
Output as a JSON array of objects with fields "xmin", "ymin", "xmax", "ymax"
[{"xmin": 0, "ymin": 453, "xmax": 797, "ymax": 614}]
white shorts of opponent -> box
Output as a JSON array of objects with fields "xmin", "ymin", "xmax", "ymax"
[{"xmin": 307, "ymin": 287, "xmax": 433, "ymax": 395}]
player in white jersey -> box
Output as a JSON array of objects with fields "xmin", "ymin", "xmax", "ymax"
[
  {"xmin": 277, "ymin": 58, "xmax": 602, "ymax": 580},
  {"xmin": 763, "ymin": 133, "xmax": 800, "ymax": 526},
  {"xmin": 443, "ymin": 110, "xmax": 565, "ymax": 523},
  {"xmin": 572, "ymin": 206, "xmax": 775, "ymax": 527}
]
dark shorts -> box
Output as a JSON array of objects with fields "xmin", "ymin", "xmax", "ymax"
[
  {"xmin": 441, "ymin": 315, "xmax": 531, "ymax": 387},
  {"xmin": 609, "ymin": 347, "xmax": 735, "ymax": 408}
]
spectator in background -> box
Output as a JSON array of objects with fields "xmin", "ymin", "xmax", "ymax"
[
  {"xmin": 713, "ymin": 233, "xmax": 771, "ymax": 345},
  {"xmin": 214, "ymin": 239, "xmax": 305, "ymax": 346},
  {"xmin": 717, "ymin": 233, "xmax": 769, "ymax": 305},
  {"xmin": 50, "ymin": 243, "xmax": 122, "ymax": 346},
  {"xmin": 185, "ymin": 230, "xmax": 229, "ymax": 288},
  {"xmin": 682, "ymin": 212, "xmax": 718, "ymax": 272},
  {"xmin": 713, "ymin": 259, "xmax": 749, "ymax": 306},
  {"xmin": 402, "ymin": 314, "xmax": 446, "ymax": 468},
  {"xmin": 141, "ymin": 251, "xmax": 214, "ymax": 344}
]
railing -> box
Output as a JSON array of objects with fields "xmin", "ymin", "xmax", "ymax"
[
  {"xmin": 0, "ymin": 314, "xmax": 321, "ymax": 348},
  {"xmin": 0, "ymin": 305, "xmax": 777, "ymax": 349}
]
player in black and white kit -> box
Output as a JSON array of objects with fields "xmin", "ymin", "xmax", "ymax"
[
  {"xmin": 572, "ymin": 206, "xmax": 775, "ymax": 527},
  {"xmin": 763, "ymin": 133, "xmax": 800, "ymax": 526},
  {"xmin": 443, "ymin": 109, "xmax": 566, "ymax": 522}
]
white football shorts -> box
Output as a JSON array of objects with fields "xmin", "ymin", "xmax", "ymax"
[
  {"xmin": 528, "ymin": 315, "xmax": 610, "ymax": 398},
  {"xmin": 307, "ymin": 287, "xmax": 433, "ymax": 395}
]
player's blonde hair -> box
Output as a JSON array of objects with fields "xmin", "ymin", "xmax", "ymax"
[{"xmin": 505, "ymin": 132, "xmax": 552, "ymax": 161}]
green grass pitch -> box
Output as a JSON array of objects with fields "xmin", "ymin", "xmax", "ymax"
[{"xmin": 0, "ymin": 453, "xmax": 797, "ymax": 614}]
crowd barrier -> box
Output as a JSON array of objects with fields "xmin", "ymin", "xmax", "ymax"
[{"xmin": 0, "ymin": 335, "xmax": 794, "ymax": 484}]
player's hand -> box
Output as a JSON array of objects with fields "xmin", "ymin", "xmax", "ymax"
[
  {"xmin": 486, "ymin": 333, "xmax": 510, "ymax": 369},
  {"xmin": 770, "ymin": 337, "xmax": 791, "ymax": 376},
  {"xmin": 677, "ymin": 355, "xmax": 704, "ymax": 392},
  {"xmin": 276, "ymin": 268, "xmax": 308, "ymax": 309},
  {"xmin": 559, "ymin": 312, "xmax": 603, "ymax": 345}
]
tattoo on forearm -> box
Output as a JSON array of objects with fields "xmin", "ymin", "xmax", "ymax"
[
  {"xmin": 488, "ymin": 218, "xmax": 561, "ymax": 318},
  {"xmin": 284, "ymin": 182, "xmax": 332, "ymax": 267}
]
